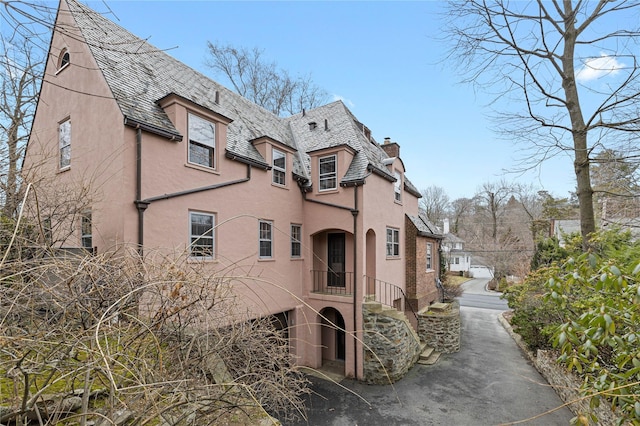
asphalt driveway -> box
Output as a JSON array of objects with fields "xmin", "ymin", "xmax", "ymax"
[{"xmin": 293, "ymin": 303, "xmax": 573, "ymax": 425}]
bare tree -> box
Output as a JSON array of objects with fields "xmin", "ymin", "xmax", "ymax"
[
  {"xmin": 205, "ymin": 42, "xmax": 329, "ymax": 116},
  {"xmin": 419, "ymin": 185, "xmax": 450, "ymax": 225},
  {"xmin": 449, "ymin": 197, "xmax": 473, "ymax": 234},
  {"xmin": 0, "ymin": 0, "xmax": 50, "ymax": 218},
  {"xmin": 444, "ymin": 0, "xmax": 640, "ymax": 250},
  {"xmin": 473, "ymin": 180, "xmax": 513, "ymax": 241},
  {"xmin": 591, "ymin": 148, "xmax": 640, "ymax": 220}
]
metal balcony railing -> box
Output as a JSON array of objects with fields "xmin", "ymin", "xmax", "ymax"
[
  {"xmin": 364, "ymin": 276, "xmax": 417, "ymax": 321},
  {"xmin": 311, "ymin": 270, "xmax": 354, "ymax": 296}
]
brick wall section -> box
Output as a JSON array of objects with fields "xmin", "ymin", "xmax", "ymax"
[
  {"xmin": 405, "ymin": 216, "xmax": 439, "ymax": 312},
  {"xmin": 363, "ymin": 301, "xmax": 421, "ymax": 384},
  {"xmin": 417, "ymin": 302, "xmax": 461, "ymax": 354},
  {"xmin": 405, "ymin": 216, "xmax": 418, "ymax": 302}
]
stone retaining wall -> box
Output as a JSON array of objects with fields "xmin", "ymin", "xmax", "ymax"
[
  {"xmin": 362, "ymin": 301, "xmax": 421, "ymax": 384},
  {"xmin": 417, "ymin": 302, "xmax": 461, "ymax": 354}
]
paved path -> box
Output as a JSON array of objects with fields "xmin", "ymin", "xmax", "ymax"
[{"xmin": 293, "ymin": 306, "xmax": 573, "ymax": 425}]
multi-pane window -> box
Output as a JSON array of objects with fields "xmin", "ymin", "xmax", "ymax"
[
  {"xmin": 319, "ymin": 155, "xmax": 337, "ymax": 191},
  {"xmin": 188, "ymin": 113, "xmax": 216, "ymax": 168},
  {"xmin": 59, "ymin": 119, "xmax": 71, "ymax": 169},
  {"xmin": 394, "ymin": 171, "xmax": 402, "ymax": 202},
  {"xmin": 259, "ymin": 220, "xmax": 273, "ymax": 258},
  {"xmin": 426, "ymin": 242, "xmax": 433, "ymax": 270},
  {"xmin": 290, "ymin": 224, "xmax": 301, "ymax": 258},
  {"xmin": 386, "ymin": 227, "xmax": 400, "ymax": 257},
  {"xmin": 190, "ymin": 212, "xmax": 215, "ymax": 258},
  {"xmin": 272, "ymin": 149, "xmax": 286, "ymax": 185},
  {"xmin": 81, "ymin": 211, "xmax": 92, "ymax": 250}
]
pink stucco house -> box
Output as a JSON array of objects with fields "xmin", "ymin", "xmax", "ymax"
[{"xmin": 24, "ymin": 0, "xmax": 443, "ymax": 380}]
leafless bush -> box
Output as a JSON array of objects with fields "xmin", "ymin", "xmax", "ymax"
[{"xmin": 1, "ymin": 234, "xmax": 309, "ymax": 425}]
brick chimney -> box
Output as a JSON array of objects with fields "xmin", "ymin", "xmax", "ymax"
[{"xmin": 381, "ymin": 137, "xmax": 400, "ymax": 158}]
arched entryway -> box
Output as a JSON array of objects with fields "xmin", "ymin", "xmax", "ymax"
[{"xmin": 319, "ymin": 307, "xmax": 346, "ymax": 373}]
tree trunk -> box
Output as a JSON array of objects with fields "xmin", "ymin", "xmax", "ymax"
[{"xmin": 561, "ymin": 0, "xmax": 596, "ymax": 250}]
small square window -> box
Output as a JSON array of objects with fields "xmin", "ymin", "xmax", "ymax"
[
  {"xmin": 259, "ymin": 220, "xmax": 273, "ymax": 258},
  {"xmin": 273, "ymin": 149, "xmax": 286, "ymax": 186},
  {"xmin": 386, "ymin": 227, "xmax": 400, "ymax": 257}
]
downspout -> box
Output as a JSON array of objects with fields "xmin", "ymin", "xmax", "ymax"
[
  {"xmin": 133, "ymin": 124, "xmax": 253, "ymax": 256},
  {"xmin": 134, "ymin": 128, "xmax": 149, "ymax": 257},
  {"xmin": 351, "ymin": 185, "xmax": 359, "ymax": 380}
]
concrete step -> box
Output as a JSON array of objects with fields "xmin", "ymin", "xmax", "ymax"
[{"xmin": 418, "ymin": 347, "xmax": 441, "ymax": 365}]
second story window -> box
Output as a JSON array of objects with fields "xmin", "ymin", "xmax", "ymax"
[
  {"xmin": 59, "ymin": 119, "xmax": 71, "ymax": 169},
  {"xmin": 319, "ymin": 155, "xmax": 337, "ymax": 191},
  {"xmin": 394, "ymin": 171, "xmax": 402, "ymax": 202},
  {"xmin": 259, "ymin": 220, "xmax": 273, "ymax": 259},
  {"xmin": 272, "ymin": 149, "xmax": 286, "ymax": 185},
  {"xmin": 188, "ymin": 113, "xmax": 216, "ymax": 168},
  {"xmin": 426, "ymin": 242, "xmax": 433, "ymax": 270}
]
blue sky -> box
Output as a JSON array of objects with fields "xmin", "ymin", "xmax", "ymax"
[{"xmin": 85, "ymin": 1, "xmax": 580, "ymax": 200}]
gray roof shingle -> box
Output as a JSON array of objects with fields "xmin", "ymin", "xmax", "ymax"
[{"xmin": 67, "ymin": 0, "xmax": 413, "ymax": 187}]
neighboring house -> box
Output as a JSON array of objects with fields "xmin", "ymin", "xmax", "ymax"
[
  {"xmin": 23, "ymin": 0, "xmax": 442, "ymax": 380},
  {"xmin": 549, "ymin": 219, "xmax": 581, "ymax": 247},
  {"xmin": 440, "ymin": 219, "xmax": 471, "ymax": 275}
]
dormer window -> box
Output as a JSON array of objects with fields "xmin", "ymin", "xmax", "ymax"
[
  {"xmin": 188, "ymin": 113, "xmax": 216, "ymax": 169},
  {"xmin": 394, "ymin": 171, "xmax": 402, "ymax": 202},
  {"xmin": 57, "ymin": 48, "xmax": 70, "ymax": 72},
  {"xmin": 319, "ymin": 155, "xmax": 337, "ymax": 191},
  {"xmin": 272, "ymin": 148, "xmax": 286, "ymax": 186}
]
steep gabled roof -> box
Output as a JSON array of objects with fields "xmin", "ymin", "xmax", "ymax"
[{"xmin": 65, "ymin": 0, "xmax": 411, "ymax": 186}]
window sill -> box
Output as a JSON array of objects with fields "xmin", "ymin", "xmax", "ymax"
[
  {"xmin": 187, "ymin": 257, "xmax": 218, "ymax": 264},
  {"xmin": 394, "ymin": 199, "xmax": 403, "ymax": 205},
  {"xmin": 271, "ymin": 182, "xmax": 289, "ymax": 190},
  {"xmin": 258, "ymin": 258, "xmax": 275, "ymax": 262},
  {"xmin": 318, "ymin": 188, "xmax": 339, "ymax": 194},
  {"xmin": 185, "ymin": 162, "xmax": 219, "ymax": 175},
  {"xmin": 57, "ymin": 166, "xmax": 70, "ymax": 174},
  {"xmin": 290, "ymin": 257, "xmax": 304, "ymax": 261},
  {"xmin": 55, "ymin": 63, "xmax": 70, "ymax": 75},
  {"xmin": 386, "ymin": 256, "xmax": 401, "ymax": 260}
]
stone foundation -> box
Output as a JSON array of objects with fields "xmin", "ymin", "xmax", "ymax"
[
  {"xmin": 362, "ymin": 301, "xmax": 421, "ymax": 384},
  {"xmin": 417, "ymin": 302, "xmax": 460, "ymax": 354}
]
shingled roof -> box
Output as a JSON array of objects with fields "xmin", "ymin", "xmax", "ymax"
[{"xmin": 65, "ymin": 0, "xmax": 418, "ymax": 191}]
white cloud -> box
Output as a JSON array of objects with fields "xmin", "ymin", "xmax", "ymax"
[
  {"xmin": 332, "ymin": 94, "xmax": 355, "ymax": 108},
  {"xmin": 576, "ymin": 54, "xmax": 624, "ymax": 82}
]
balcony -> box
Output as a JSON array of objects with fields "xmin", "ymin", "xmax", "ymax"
[{"xmin": 311, "ymin": 270, "xmax": 354, "ymax": 296}]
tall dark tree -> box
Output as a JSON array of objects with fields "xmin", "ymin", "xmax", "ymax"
[{"xmin": 445, "ymin": 0, "xmax": 640, "ymax": 250}]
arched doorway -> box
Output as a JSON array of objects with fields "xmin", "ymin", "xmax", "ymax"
[{"xmin": 320, "ymin": 307, "xmax": 346, "ymax": 369}]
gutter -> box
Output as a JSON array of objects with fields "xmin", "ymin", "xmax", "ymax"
[{"xmin": 133, "ymin": 128, "xmax": 252, "ymax": 255}]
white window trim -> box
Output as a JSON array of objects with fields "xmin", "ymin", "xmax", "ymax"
[
  {"xmin": 81, "ymin": 210, "xmax": 92, "ymax": 250},
  {"xmin": 426, "ymin": 242, "xmax": 433, "ymax": 270},
  {"xmin": 272, "ymin": 148, "xmax": 286, "ymax": 186},
  {"xmin": 189, "ymin": 211, "xmax": 215, "ymax": 259},
  {"xmin": 290, "ymin": 224, "xmax": 302, "ymax": 258},
  {"xmin": 187, "ymin": 113, "xmax": 216, "ymax": 169},
  {"xmin": 259, "ymin": 220, "xmax": 273, "ymax": 259},
  {"xmin": 386, "ymin": 227, "xmax": 400, "ymax": 258},
  {"xmin": 319, "ymin": 154, "xmax": 337, "ymax": 191},
  {"xmin": 59, "ymin": 118, "xmax": 71, "ymax": 170},
  {"xmin": 394, "ymin": 171, "xmax": 402, "ymax": 203}
]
